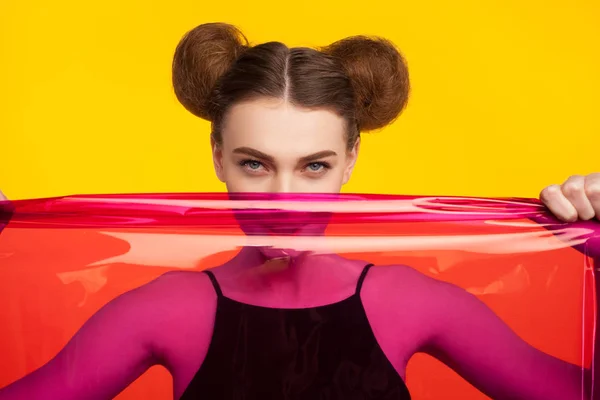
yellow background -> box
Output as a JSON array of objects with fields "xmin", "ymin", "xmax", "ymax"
[{"xmin": 0, "ymin": 0, "xmax": 598, "ymax": 200}]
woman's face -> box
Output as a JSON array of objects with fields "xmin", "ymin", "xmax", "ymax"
[{"xmin": 212, "ymin": 98, "xmax": 359, "ymax": 193}]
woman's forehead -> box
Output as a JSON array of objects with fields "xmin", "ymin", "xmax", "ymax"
[{"xmin": 222, "ymin": 99, "xmax": 348, "ymax": 154}]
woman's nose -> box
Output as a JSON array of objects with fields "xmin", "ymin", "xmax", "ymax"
[{"xmin": 269, "ymin": 174, "xmax": 296, "ymax": 193}]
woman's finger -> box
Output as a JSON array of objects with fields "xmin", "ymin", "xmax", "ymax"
[
  {"xmin": 561, "ymin": 175, "xmax": 595, "ymax": 220},
  {"xmin": 540, "ymin": 184, "xmax": 578, "ymax": 222},
  {"xmin": 584, "ymin": 173, "xmax": 600, "ymax": 220}
]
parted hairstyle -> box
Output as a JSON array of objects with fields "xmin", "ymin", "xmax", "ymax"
[{"xmin": 172, "ymin": 23, "xmax": 410, "ymax": 150}]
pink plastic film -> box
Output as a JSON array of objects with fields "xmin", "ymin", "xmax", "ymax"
[{"xmin": 0, "ymin": 193, "xmax": 598, "ymax": 400}]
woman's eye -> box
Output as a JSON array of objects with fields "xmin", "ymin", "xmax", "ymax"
[
  {"xmin": 246, "ymin": 161, "xmax": 262, "ymax": 170},
  {"xmin": 305, "ymin": 162, "xmax": 330, "ymax": 173},
  {"xmin": 240, "ymin": 160, "xmax": 266, "ymax": 172}
]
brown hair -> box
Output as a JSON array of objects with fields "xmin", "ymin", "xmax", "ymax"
[{"xmin": 172, "ymin": 22, "xmax": 409, "ymax": 150}]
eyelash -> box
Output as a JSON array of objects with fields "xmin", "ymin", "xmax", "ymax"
[
  {"xmin": 238, "ymin": 159, "xmax": 331, "ymax": 174},
  {"xmin": 239, "ymin": 160, "xmax": 265, "ymax": 172}
]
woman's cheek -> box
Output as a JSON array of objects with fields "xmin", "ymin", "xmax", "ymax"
[
  {"xmin": 303, "ymin": 171, "xmax": 345, "ymax": 193},
  {"xmin": 225, "ymin": 173, "xmax": 269, "ymax": 193}
]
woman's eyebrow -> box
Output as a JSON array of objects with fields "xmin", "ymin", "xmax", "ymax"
[
  {"xmin": 232, "ymin": 147, "xmax": 275, "ymax": 162},
  {"xmin": 233, "ymin": 148, "xmax": 337, "ymax": 164},
  {"xmin": 298, "ymin": 151, "xmax": 338, "ymax": 163}
]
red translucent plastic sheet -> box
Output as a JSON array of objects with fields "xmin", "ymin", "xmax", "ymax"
[{"xmin": 0, "ymin": 193, "xmax": 598, "ymax": 400}]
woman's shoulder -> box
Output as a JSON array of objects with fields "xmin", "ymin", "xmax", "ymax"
[
  {"xmin": 364, "ymin": 264, "xmax": 461, "ymax": 308},
  {"xmin": 114, "ymin": 270, "xmax": 218, "ymax": 349},
  {"xmin": 106, "ymin": 270, "xmax": 218, "ymax": 322},
  {"xmin": 368, "ymin": 264, "xmax": 445, "ymax": 289},
  {"xmin": 150, "ymin": 269, "xmax": 210, "ymax": 284},
  {"xmin": 360, "ymin": 265, "xmax": 457, "ymax": 353},
  {"xmin": 138, "ymin": 270, "xmax": 217, "ymax": 301}
]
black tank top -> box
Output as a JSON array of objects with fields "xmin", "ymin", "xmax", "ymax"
[{"xmin": 180, "ymin": 264, "xmax": 411, "ymax": 399}]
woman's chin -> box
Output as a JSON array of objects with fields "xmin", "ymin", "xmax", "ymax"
[{"xmin": 257, "ymin": 246, "xmax": 309, "ymax": 261}]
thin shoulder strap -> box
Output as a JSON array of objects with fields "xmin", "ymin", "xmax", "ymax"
[
  {"xmin": 356, "ymin": 263, "xmax": 375, "ymax": 295},
  {"xmin": 203, "ymin": 270, "xmax": 223, "ymax": 297}
]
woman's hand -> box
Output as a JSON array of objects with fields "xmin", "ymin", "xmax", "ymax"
[
  {"xmin": 540, "ymin": 173, "xmax": 600, "ymax": 222},
  {"xmin": 0, "ymin": 190, "xmax": 6, "ymax": 201}
]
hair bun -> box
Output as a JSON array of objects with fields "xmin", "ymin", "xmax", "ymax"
[
  {"xmin": 172, "ymin": 23, "xmax": 249, "ymax": 121},
  {"xmin": 323, "ymin": 36, "xmax": 410, "ymax": 131}
]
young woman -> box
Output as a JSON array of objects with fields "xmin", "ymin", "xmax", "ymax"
[{"xmin": 0, "ymin": 22, "xmax": 598, "ymax": 400}]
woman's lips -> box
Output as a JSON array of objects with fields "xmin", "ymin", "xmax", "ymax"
[
  {"xmin": 234, "ymin": 209, "xmax": 331, "ymax": 237},
  {"xmin": 265, "ymin": 225, "xmax": 301, "ymax": 235}
]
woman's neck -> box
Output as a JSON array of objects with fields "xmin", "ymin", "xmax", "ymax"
[
  {"xmin": 212, "ymin": 246, "xmax": 365, "ymax": 307},
  {"xmin": 225, "ymin": 246, "xmax": 317, "ymax": 284}
]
